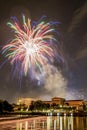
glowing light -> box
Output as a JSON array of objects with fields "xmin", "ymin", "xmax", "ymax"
[{"xmin": 2, "ymin": 15, "xmax": 62, "ymax": 82}]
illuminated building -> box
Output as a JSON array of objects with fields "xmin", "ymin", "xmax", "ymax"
[
  {"xmin": 44, "ymin": 97, "xmax": 65, "ymax": 105},
  {"xmin": 16, "ymin": 97, "xmax": 85, "ymax": 111},
  {"xmin": 65, "ymin": 100, "xmax": 84, "ymax": 110},
  {"xmin": 52, "ymin": 97, "xmax": 65, "ymax": 104},
  {"xmin": 17, "ymin": 98, "xmax": 36, "ymax": 107}
]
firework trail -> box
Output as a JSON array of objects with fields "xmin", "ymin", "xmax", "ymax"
[{"xmin": 2, "ymin": 15, "xmax": 63, "ymax": 83}]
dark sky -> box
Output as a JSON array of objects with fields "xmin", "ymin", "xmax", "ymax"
[{"xmin": 0, "ymin": 0, "xmax": 87, "ymax": 103}]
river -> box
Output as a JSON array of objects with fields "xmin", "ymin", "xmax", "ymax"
[{"xmin": 0, "ymin": 116, "xmax": 87, "ymax": 130}]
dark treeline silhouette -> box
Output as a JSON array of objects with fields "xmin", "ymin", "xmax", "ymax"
[
  {"xmin": 0, "ymin": 100, "xmax": 13, "ymax": 114},
  {"xmin": 29, "ymin": 100, "xmax": 50, "ymax": 111},
  {"xmin": 29, "ymin": 100, "xmax": 73, "ymax": 111}
]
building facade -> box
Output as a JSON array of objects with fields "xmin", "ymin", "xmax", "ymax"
[
  {"xmin": 16, "ymin": 97, "xmax": 85, "ymax": 111},
  {"xmin": 65, "ymin": 100, "xmax": 84, "ymax": 110},
  {"xmin": 44, "ymin": 97, "xmax": 65, "ymax": 105},
  {"xmin": 17, "ymin": 98, "xmax": 36, "ymax": 107}
]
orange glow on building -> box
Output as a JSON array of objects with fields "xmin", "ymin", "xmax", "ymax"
[{"xmin": 17, "ymin": 98, "xmax": 36, "ymax": 106}]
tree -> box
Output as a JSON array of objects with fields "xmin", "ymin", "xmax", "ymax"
[
  {"xmin": 3, "ymin": 100, "xmax": 13, "ymax": 112},
  {"xmin": 51, "ymin": 103, "xmax": 59, "ymax": 109},
  {"xmin": 44, "ymin": 103, "xmax": 50, "ymax": 110},
  {"xmin": 29, "ymin": 100, "xmax": 50, "ymax": 111},
  {"xmin": 0, "ymin": 100, "xmax": 3, "ymax": 113},
  {"xmin": 34, "ymin": 100, "xmax": 44, "ymax": 111},
  {"xmin": 29, "ymin": 101, "xmax": 35, "ymax": 111}
]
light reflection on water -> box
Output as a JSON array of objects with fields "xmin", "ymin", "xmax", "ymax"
[{"xmin": 1, "ymin": 116, "xmax": 87, "ymax": 130}]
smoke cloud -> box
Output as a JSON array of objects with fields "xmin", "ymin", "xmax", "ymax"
[{"xmin": 40, "ymin": 64, "xmax": 68, "ymax": 99}]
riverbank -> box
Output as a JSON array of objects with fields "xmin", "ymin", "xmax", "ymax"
[
  {"xmin": 0, "ymin": 111, "xmax": 87, "ymax": 123},
  {"xmin": 0, "ymin": 115, "xmax": 46, "ymax": 124},
  {"xmin": 0, "ymin": 115, "xmax": 30, "ymax": 122}
]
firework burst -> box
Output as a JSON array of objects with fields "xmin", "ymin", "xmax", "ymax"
[{"xmin": 2, "ymin": 15, "xmax": 62, "ymax": 82}]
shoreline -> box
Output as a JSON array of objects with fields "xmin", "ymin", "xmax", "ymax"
[
  {"xmin": 0, "ymin": 111, "xmax": 87, "ymax": 123},
  {"xmin": 0, "ymin": 115, "xmax": 46, "ymax": 124}
]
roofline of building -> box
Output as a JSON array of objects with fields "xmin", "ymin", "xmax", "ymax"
[{"xmin": 65, "ymin": 100, "xmax": 83, "ymax": 102}]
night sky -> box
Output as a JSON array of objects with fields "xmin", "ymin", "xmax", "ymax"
[{"xmin": 0, "ymin": 0, "xmax": 87, "ymax": 103}]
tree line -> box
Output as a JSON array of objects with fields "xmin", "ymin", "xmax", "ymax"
[
  {"xmin": 29, "ymin": 100, "xmax": 76, "ymax": 111},
  {"xmin": 0, "ymin": 100, "xmax": 13, "ymax": 113}
]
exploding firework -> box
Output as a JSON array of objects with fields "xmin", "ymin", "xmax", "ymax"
[{"xmin": 2, "ymin": 15, "xmax": 62, "ymax": 82}]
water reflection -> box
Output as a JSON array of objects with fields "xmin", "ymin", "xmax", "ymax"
[
  {"xmin": 16, "ymin": 117, "xmax": 47, "ymax": 130},
  {"xmin": 1, "ymin": 116, "xmax": 87, "ymax": 130}
]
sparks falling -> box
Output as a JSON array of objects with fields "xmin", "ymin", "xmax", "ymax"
[{"xmin": 2, "ymin": 15, "xmax": 62, "ymax": 82}]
